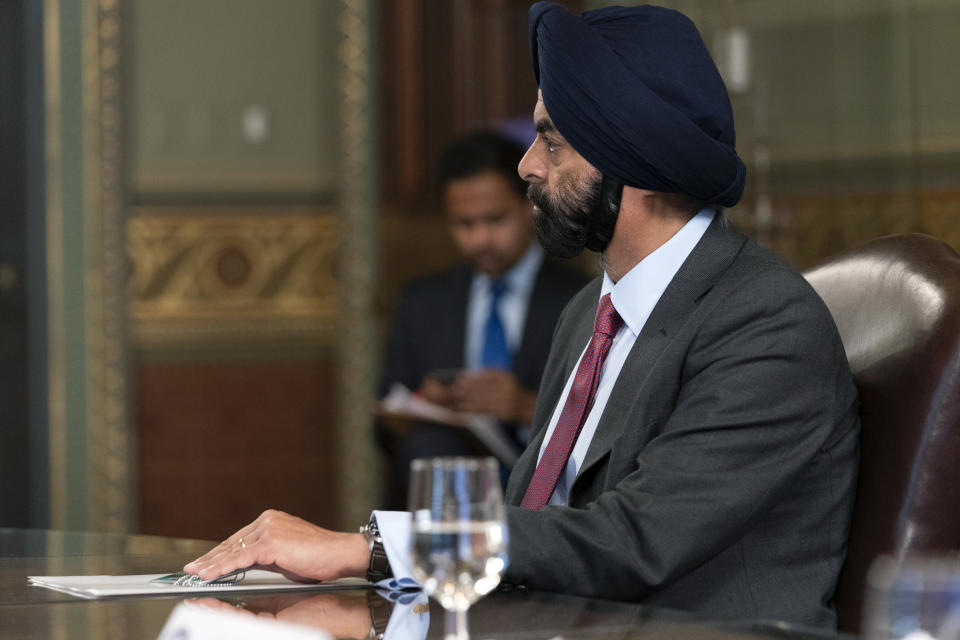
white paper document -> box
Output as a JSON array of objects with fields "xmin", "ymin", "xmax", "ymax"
[
  {"xmin": 379, "ymin": 383, "xmax": 520, "ymax": 466},
  {"xmin": 28, "ymin": 570, "xmax": 369, "ymax": 599}
]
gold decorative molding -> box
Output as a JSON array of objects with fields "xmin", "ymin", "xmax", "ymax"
[
  {"xmin": 731, "ymin": 190, "xmax": 960, "ymax": 270},
  {"xmin": 87, "ymin": 0, "xmax": 135, "ymax": 531},
  {"xmin": 128, "ymin": 210, "xmax": 340, "ymax": 351},
  {"xmin": 337, "ymin": 0, "xmax": 379, "ymax": 527},
  {"xmin": 44, "ymin": 0, "xmax": 67, "ymax": 531},
  {"xmin": 85, "ymin": 0, "xmax": 132, "ymax": 535},
  {"xmin": 44, "ymin": 0, "xmax": 133, "ymax": 543}
]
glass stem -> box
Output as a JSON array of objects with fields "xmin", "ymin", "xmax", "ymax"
[{"xmin": 444, "ymin": 608, "xmax": 469, "ymax": 640}]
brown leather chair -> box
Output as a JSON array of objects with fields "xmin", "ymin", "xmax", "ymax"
[{"xmin": 803, "ymin": 233, "xmax": 960, "ymax": 633}]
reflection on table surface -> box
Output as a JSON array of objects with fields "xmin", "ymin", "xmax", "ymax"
[
  {"xmin": 0, "ymin": 529, "xmax": 854, "ymax": 639},
  {"xmin": 0, "ymin": 527, "xmax": 213, "ymax": 559}
]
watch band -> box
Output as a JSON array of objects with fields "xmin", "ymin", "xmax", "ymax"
[
  {"xmin": 365, "ymin": 587, "xmax": 392, "ymax": 639},
  {"xmin": 360, "ymin": 515, "xmax": 393, "ymax": 583}
]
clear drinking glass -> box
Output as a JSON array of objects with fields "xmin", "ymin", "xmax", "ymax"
[{"xmin": 408, "ymin": 456, "xmax": 509, "ymax": 640}]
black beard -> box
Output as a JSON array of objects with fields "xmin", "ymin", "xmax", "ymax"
[{"xmin": 528, "ymin": 173, "xmax": 603, "ymax": 259}]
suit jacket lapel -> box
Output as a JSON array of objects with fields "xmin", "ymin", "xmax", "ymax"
[
  {"xmin": 575, "ymin": 217, "xmax": 748, "ymax": 482},
  {"xmin": 506, "ymin": 278, "xmax": 601, "ymax": 504},
  {"xmin": 440, "ymin": 264, "xmax": 472, "ymax": 368}
]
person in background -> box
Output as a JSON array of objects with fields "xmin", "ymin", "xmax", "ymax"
[
  {"xmin": 377, "ymin": 130, "xmax": 589, "ymax": 509},
  {"xmin": 185, "ymin": 2, "xmax": 859, "ymax": 629}
]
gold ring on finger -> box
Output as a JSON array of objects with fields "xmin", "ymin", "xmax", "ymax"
[{"xmin": 239, "ymin": 537, "xmax": 246, "ymax": 549}]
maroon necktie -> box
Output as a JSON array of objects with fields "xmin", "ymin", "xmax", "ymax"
[{"xmin": 521, "ymin": 293, "xmax": 624, "ymax": 510}]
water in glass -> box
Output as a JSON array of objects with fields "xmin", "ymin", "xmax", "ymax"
[{"xmin": 407, "ymin": 456, "xmax": 509, "ymax": 639}]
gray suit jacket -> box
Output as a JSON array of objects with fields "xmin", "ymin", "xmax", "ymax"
[{"xmin": 503, "ymin": 216, "xmax": 860, "ymax": 629}]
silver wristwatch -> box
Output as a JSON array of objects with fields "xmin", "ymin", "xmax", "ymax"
[{"xmin": 359, "ymin": 514, "xmax": 392, "ymax": 583}]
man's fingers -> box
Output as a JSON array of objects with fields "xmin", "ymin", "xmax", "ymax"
[
  {"xmin": 184, "ymin": 541, "xmax": 237, "ymax": 572},
  {"xmin": 184, "ymin": 524, "xmax": 262, "ymax": 577},
  {"xmin": 196, "ymin": 529, "xmax": 270, "ymax": 579},
  {"xmin": 188, "ymin": 547, "xmax": 258, "ymax": 580}
]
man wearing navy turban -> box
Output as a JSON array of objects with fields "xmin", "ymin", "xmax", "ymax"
[{"xmin": 185, "ymin": 3, "xmax": 859, "ymax": 631}]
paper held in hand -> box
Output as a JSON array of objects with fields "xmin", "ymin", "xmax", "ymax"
[{"xmin": 377, "ymin": 383, "xmax": 519, "ymax": 466}]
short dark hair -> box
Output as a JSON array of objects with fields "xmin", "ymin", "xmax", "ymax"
[{"xmin": 436, "ymin": 130, "xmax": 527, "ymax": 197}]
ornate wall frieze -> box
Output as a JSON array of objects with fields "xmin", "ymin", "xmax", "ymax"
[{"xmin": 128, "ymin": 210, "xmax": 340, "ymax": 351}]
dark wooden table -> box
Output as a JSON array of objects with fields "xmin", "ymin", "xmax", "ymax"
[{"xmin": 0, "ymin": 528, "xmax": 854, "ymax": 639}]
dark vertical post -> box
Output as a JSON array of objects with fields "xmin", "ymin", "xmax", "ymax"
[
  {"xmin": 0, "ymin": 0, "xmax": 48, "ymax": 528},
  {"xmin": 25, "ymin": 0, "xmax": 50, "ymax": 528},
  {"xmin": 0, "ymin": 0, "xmax": 32, "ymax": 527}
]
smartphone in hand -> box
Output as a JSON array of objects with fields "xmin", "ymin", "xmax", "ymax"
[{"xmin": 424, "ymin": 368, "xmax": 461, "ymax": 387}]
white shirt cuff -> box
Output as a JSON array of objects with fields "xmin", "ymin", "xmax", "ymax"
[
  {"xmin": 371, "ymin": 510, "xmax": 420, "ymax": 591},
  {"xmin": 378, "ymin": 590, "xmax": 430, "ymax": 640}
]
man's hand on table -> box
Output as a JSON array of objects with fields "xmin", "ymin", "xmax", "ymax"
[{"xmin": 183, "ymin": 509, "xmax": 369, "ymax": 583}]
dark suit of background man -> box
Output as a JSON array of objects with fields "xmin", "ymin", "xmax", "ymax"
[
  {"xmin": 186, "ymin": 3, "xmax": 859, "ymax": 631},
  {"xmin": 377, "ymin": 130, "xmax": 589, "ymax": 510}
]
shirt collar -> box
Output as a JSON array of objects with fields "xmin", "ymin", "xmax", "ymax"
[{"xmin": 601, "ymin": 208, "xmax": 715, "ymax": 335}]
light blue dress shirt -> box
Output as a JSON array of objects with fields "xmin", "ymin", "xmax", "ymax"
[
  {"xmin": 534, "ymin": 208, "xmax": 714, "ymax": 505},
  {"xmin": 465, "ymin": 242, "xmax": 545, "ymax": 369},
  {"xmin": 375, "ymin": 209, "xmax": 715, "ymax": 583}
]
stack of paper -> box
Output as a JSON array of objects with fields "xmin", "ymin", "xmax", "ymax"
[{"xmin": 28, "ymin": 570, "xmax": 369, "ymax": 599}]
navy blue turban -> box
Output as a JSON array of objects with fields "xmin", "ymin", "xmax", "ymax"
[{"xmin": 530, "ymin": 2, "xmax": 746, "ymax": 207}]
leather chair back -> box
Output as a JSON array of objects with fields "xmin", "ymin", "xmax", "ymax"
[{"xmin": 803, "ymin": 233, "xmax": 960, "ymax": 632}]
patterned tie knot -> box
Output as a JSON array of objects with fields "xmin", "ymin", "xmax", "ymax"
[{"xmin": 594, "ymin": 293, "xmax": 623, "ymax": 338}]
